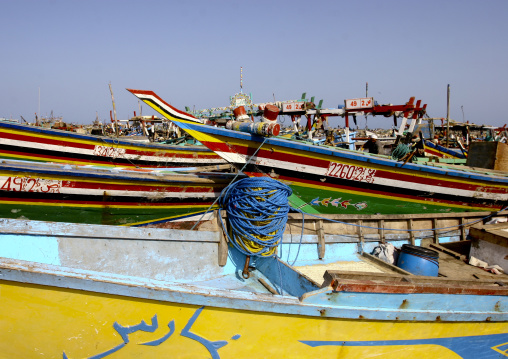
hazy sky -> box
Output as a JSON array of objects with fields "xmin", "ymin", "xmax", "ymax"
[{"xmin": 1, "ymin": 0, "xmax": 507, "ymax": 129}]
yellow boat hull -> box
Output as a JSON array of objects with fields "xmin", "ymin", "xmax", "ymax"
[{"xmin": 1, "ymin": 280, "xmax": 506, "ymax": 359}]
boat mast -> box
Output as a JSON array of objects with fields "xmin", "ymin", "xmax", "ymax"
[
  {"xmin": 446, "ymin": 84, "xmax": 450, "ymax": 148},
  {"xmin": 240, "ymin": 66, "xmax": 243, "ymax": 93},
  {"xmin": 109, "ymin": 83, "xmax": 118, "ymax": 137}
]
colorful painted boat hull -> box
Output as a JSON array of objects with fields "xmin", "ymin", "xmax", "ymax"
[
  {"xmin": 0, "ymin": 120, "xmax": 226, "ymax": 168},
  {"xmin": 0, "ymin": 218, "xmax": 506, "ymax": 358},
  {"xmin": 1, "ymin": 275, "xmax": 507, "ymax": 359},
  {"xmin": 425, "ymin": 140, "xmax": 467, "ymax": 159},
  {"xmin": 0, "ymin": 160, "xmax": 236, "ymax": 226},
  {"xmin": 127, "ymin": 89, "xmax": 508, "ymax": 216}
]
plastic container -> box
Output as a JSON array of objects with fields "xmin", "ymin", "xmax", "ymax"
[{"xmin": 397, "ymin": 244, "xmax": 439, "ymax": 276}]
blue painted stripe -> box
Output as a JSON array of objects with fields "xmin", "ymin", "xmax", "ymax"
[
  {"xmin": 0, "ymin": 234, "xmax": 60, "ymax": 265},
  {"xmin": 300, "ymin": 333, "xmax": 508, "ymax": 359},
  {"xmin": 425, "ymin": 140, "xmax": 467, "ymax": 158}
]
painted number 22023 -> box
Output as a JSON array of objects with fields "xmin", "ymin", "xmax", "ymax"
[{"xmin": 326, "ymin": 162, "xmax": 376, "ymax": 183}]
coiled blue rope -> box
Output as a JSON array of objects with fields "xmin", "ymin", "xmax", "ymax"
[
  {"xmin": 391, "ymin": 142, "xmax": 412, "ymax": 161},
  {"xmin": 219, "ymin": 177, "xmax": 293, "ymax": 257}
]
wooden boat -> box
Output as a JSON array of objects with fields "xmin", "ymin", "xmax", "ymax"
[
  {"xmin": 0, "ymin": 159, "xmax": 238, "ymax": 226},
  {"xmin": 0, "ymin": 120, "xmax": 226, "ymax": 168},
  {"xmin": 424, "ymin": 140, "xmax": 467, "ymax": 159},
  {"xmin": 127, "ymin": 89, "xmax": 508, "ymax": 216},
  {"xmin": 0, "ymin": 210, "xmax": 506, "ymax": 358}
]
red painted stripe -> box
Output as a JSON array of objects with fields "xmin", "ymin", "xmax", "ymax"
[
  {"xmin": 207, "ymin": 138, "xmax": 507, "ymax": 193},
  {"xmin": 425, "ymin": 148, "xmax": 445, "ymax": 157},
  {"xmin": 0, "ymin": 148, "xmax": 122, "ymax": 165},
  {"xmin": 0, "ymin": 196, "xmax": 215, "ymax": 206},
  {"xmin": 62, "ymin": 181, "xmax": 222, "ymax": 193},
  {"xmin": 0, "ymin": 130, "xmax": 93, "ymax": 150},
  {"xmin": 376, "ymin": 167, "xmax": 507, "ymax": 193},
  {"xmin": 0, "ymin": 130, "xmax": 221, "ymax": 160},
  {"xmin": 201, "ymin": 140, "xmax": 331, "ymax": 168}
]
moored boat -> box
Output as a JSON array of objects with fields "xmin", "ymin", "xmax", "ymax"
[
  {"xmin": 0, "ymin": 120, "xmax": 226, "ymax": 168},
  {"xmin": 127, "ymin": 89, "xmax": 508, "ymax": 216},
  {"xmin": 0, "ymin": 159, "xmax": 238, "ymax": 226},
  {"xmin": 0, "ymin": 208, "xmax": 506, "ymax": 358}
]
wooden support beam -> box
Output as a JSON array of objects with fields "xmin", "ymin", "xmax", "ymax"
[
  {"xmin": 378, "ymin": 219, "xmax": 385, "ymax": 243},
  {"xmin": 317, "ymin": 219, "xmax": 325, "ymax": 259},
  {"xmin": 432, "ymin": 218, "xmax": 439, "ymax": 243},
  {"xmin": 408, "ymin": 219, "xmax": 415, "ymax": 245},
  {"xmin": 357, "ymin": 220, "xmax": 364, "ymax": 247},
  {"xmin": 460, "ymin": 217, "xmax": 466, "ymax": 241},
  {"xmin": 216, "ymin": 211, "xmax": 228, "ymax": 267}
]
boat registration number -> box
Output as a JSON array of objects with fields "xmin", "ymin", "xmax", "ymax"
[
  {"xmin": 326, "ymin": 162, "xmax": 376, "ymax": 183},
  {"xmin": 0, "ymin": 176, "xmax": 62, "ymax": 193},
  {"xmin": 94, "ymin": 145, "xmax": 126, "ymax": 158}
]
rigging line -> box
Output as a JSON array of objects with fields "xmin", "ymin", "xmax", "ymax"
[
  {"xmin": 297, "ymin": 208, "xmax": 508, "ymax": 232},
  {"xmin": 190, "ymin": 137, "xmax": 269, "ymax": 231}
]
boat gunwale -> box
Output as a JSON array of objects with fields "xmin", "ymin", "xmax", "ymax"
[{"xmin": 1, "ymin": 257, "xmax": 506, "ymax": 322}]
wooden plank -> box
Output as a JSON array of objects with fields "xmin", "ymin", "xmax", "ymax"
[
  {"xmin": 432, "ymin": 218, "xmax": 439, "ymax": 243},
  {"xmin": 361, "ymin": 252, "xmax": 412, "ymax": 275},
  {"xmin": 330, "ymin": 279, "xmax": 508, "ymax": 295},
  {"xmin": 317, "ymin": 219, "xmax": 325, "ymax": 259},
  {"xmin": 408, "ymin": 219, "xmax": 415, "ymax": 245},
  {"xmin": 469, "ymin": 226, "xmax": 508, "ymax": 248},
  {"xmin": 378, "ymin": 219, "xmax": 385, "ymax": 243},
  {"xmin": 0, "ymin": 218, "xmax": 220, "ymax": 242},
  {"xmin": 357, "ymin": 219, "xmax": 364, "ymax": 246},
  {"xmin": 216, "ymin": 211, "xmax": 228, "ymax": 267},
  {"xmin": 428, "ymin": 243, "xmax": 466, "ymax": 261},
  {"xmin": 473, "ymin": 222, "xmax": 508, "ymax": 231},
  {"xmin": 324, "ymin": 269, "xmax": 506, "ymax": 287},
  {"xmin": 460, "ymin": 217, "xmax": 466, "ymax": 241}
]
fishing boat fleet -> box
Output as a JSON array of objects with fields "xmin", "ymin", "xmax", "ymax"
[{"xmin": 0, "ymin": 86, "xmax": 507, "ymax": 358}]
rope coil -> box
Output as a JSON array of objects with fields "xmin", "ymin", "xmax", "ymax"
[
  {"xmin": 391, "ymin": 142, "xmax": 412, "ymax": 161},
  {"xmin": 219, "ymin": 177, "xmax": 292, "ymax": 257}
]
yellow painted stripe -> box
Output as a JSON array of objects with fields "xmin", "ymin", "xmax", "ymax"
[
  {"xmin": 144, "ymin": 102, "xmax": 202, "ymax": 126},
  {"xmin": 125, "ymin": 208, "xmax": 218, "ymax": 226},
  {"xmin": 143, "ymin": 101, "xmax": 218, "ymax": 144},
  {"xmin": 185, "ymin": 128, "xmax": 229, "ymax": 145},
  {"xmin": 0, "ymin": 152, "xmax": 115, "ymax": 166},
  {"xmin": 0, "ymin": 199, "xmax": 213, "ymax": 210}
]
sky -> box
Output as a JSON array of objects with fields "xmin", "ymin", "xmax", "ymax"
[{"xmin": 1, "ymin": 0, "xmax": 507, "ymax": 129}]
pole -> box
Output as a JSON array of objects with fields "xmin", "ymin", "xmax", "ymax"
[
  {"xmin": 109, "ymin": 83, "xmax": 118, "ymax": 137},
  {"xmin": 446, "ymin": 84, "xmax": 450, "ymax": 148}
]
